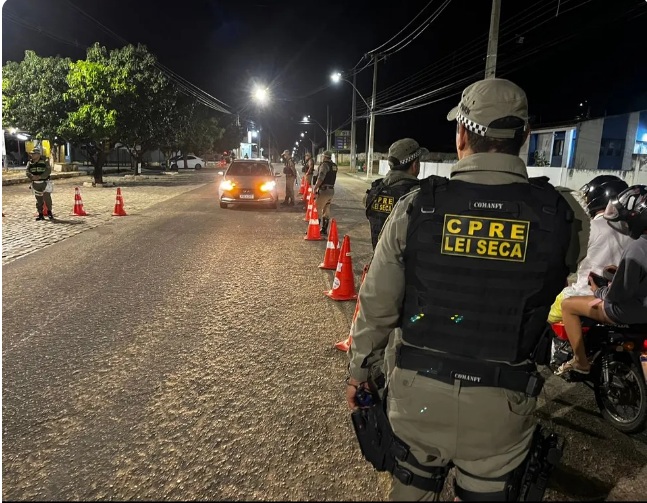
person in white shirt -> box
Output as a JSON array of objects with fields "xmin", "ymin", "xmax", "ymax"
[{"xmin": 550, "ymin": 175, "xmax": 630, "ymax": 318}]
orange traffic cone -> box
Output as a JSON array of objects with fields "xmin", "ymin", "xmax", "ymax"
[
  {"xmin": 298, "ymin": 176, "xmax": 306, "ymax": 195},
  {"xmin": 302, "ymin": 182, "xmax": 311, "ymax": 203},
  {"xmin": 319, "ymin": 219, "xmax": 340, "ymax": 269},
  {"xmin": 112, "ymin": 187, "xmax": 127, "ymax": 216},
  {"xmin": 43, "ymin": 201, "xmax": 49, "ymax": 217},
  {"xmin": 72, "ymin": 187, "xmax": 88, "ymax": 216},
  {"xmin": 304, "ymin": 188, "xmax": 314, "ymax": 222},
  {"xmin": 335, "ymin": 263, "xmax": 370, "ymax": 351},
  {"xmin": 305, "ymin": 199, "xmax": 324, "ymax": 241},
  {"xmin": 325, "ymin": 235, "xmax": 357, "ymax": 301}
]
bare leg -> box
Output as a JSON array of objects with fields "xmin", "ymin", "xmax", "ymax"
[{"xmin": 561, "ymin": 296, "xmax": 611, "ymax": 370}]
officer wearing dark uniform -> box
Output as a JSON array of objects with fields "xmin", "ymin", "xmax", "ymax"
[
  {"xmin": 303, "ymin": 152, "xmax": 315, "ymax": 185},
  {"xmin": 313, "ymin": 150, "xmax": 337, "ymax": 235},
  {"xmin": 26, "ymin": 147, "xmax": 54, "ymax": 221},
  {"xmin": 281, "ymin": 149, "xmax": 297, "ymax": 206},
  {"xmin": 364, "ymin": 138, "xmax": 424, "ymax": 250},
  {"xmin": 346, "ymin": 79, "xmax": 589, "ymax": 500}
]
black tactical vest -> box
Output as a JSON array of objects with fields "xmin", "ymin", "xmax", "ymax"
[
  {"xmin": 321, "ymin": 161, "xmax": 337, "ymax": 186},
  {"xmin": 27, "ymin": 159, "xmax": 49, "ymax": 178},
  {"xmin": 366, "ymin": 177, "xmax": 419, "ymax": 249},
  {"xmin": 402, "ymin": 175, "xmax": 573, "ymax": 364}
]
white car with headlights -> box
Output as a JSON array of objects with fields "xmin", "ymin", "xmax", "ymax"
[{"xmin": 218, "ymin": 159, "xmax": 279, "ymax": 209}]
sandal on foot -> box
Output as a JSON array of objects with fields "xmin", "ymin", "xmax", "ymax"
[{"xmin": 555, "ymin": 359, "xmax": 590, "ymax": 376}]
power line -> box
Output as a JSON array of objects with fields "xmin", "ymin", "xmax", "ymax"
[
  {"xmin": 63, "ymin": 0, "xmax": 232, "ymax": 114},
  {"xmin": 379, "ymin": 0, "xmax": 453, "ymax": 58},
  {"xmin": 366, "ymin": 0, "xmax": 437, "ymax": 55},
  {"xmin": 353, "ymin": 0, "xmax": 600, "ymax": 117}
]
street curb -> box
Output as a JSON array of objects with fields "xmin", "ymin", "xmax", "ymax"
[{"xmin": 2, "ymin": 168, "xmax": 135, "ymax": 186}]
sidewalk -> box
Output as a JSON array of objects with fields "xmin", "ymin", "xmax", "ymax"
[
  {"xmin": 2, "ymin": 166, "xmax": 146, "ymax": 186},
  {"xmin": 338, "ymin": 165, "xmax": 382, "ymax": 184}
]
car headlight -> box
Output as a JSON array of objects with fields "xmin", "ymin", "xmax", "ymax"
[
  {"xmin": 220, "ymin": 180, "xmax": 235, "ymax": 191},
  {"xmin": 260, "ymin": 181, "xmax": 276, "ymax": 192}
]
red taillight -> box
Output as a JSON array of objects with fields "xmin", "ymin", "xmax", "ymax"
[
  {"xmin": 551, "ymin": 323, "xmax": 569, "ymax": 341},
  {"xmin": 551, "ymin": 322, "xmax": 590, "ymax": 341},
  {"xmin": 643, "ymin": 339, "xmax": 647, "ymax": 351}
]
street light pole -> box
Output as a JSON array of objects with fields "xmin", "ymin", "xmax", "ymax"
[
  {"xmin": 366, "ymin": 54, "xmax": 379, "ymax": 180},
  {"xmin": 350, "ymin": 72, "xmax": 357, "ymax": 171},
  {"xmin": 485, "ymin": 0, "xmax": 501, "ymax": 79},
  {"xmin": 326, "ymin": 105, "xmax": 331, "ymax": 152}
]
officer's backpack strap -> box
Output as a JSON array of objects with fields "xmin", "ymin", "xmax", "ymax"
[
  {"xmin": 528, "ymin": 176, "xmax": 575, "ymax": 227},
  {"xmin": 417, "ymin": 175, "xmax": 449, "ymax": 214}
]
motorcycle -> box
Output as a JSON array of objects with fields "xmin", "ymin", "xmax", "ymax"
[{"xmin": 551, "ymin": 321, "xmax": 647, "ymax": 434}]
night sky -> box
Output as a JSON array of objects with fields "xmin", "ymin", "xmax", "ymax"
[{"xmin": 2, "ymin": 0, "xmax": 646, "ymax": 154}]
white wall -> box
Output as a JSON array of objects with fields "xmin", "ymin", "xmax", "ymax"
[
  {"xmin": 573, "ymin": 118, "xmax": 604, "ymax": 170},
  {"xmin": 378, "ymin": 160, "xmax": 647, "ymax": 190}
]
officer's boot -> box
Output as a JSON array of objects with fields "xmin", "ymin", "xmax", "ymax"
[
  {"xmin": 321, "ymin": 217, "xmax": 329, "ymax": 236},
  {"xmin": 48, "ymin": 209, "xmax": 54, "ymax": 220},
  {"xmin": 35, "ymin": 213, "xmax": 44, "ymax": 221}
]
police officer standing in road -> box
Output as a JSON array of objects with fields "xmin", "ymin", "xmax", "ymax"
[
  {"xmin": 281, "ymin": 149, "xmax": 297, "ymax": 206},
  {"xmin": 303, "ymin": 152, "xmax": 315, "ymax": 185},
  {"xmin": 26, "ymin": 147, "xmax": 54, "ymax": 221},
  {"xmin": 365, "ymin": 138, "xmax": 424, "ymax": 250},
  {"xmin": 313, "ymin": 150, "xmax": 337, "ymax": 235},
  {"xmin": 346, "ymin": 79, "xmax": 589, "ymax": 500}
]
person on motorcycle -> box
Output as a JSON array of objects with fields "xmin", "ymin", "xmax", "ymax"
[
  {"xmin": 548, "ymin": 175, "xmax": 631, "ymax": 323},
  {"xmin": 557, "ymin": 185, "xmax": 647, "ymax": 375}
]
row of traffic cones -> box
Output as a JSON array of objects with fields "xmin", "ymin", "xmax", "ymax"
[
  {"xmin": 299, "ymin": 173, "xmax": 369, "ymax": 352},
  {"xmin": 70, "ymin": 187, "xmax": 127, "ymax": 217},
  {"xmin": 23, "ymin": 187, "xmax": 126, "ymax": 218}
]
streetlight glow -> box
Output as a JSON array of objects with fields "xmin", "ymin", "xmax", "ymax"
[
  {"xmin": 331, "ymin": 72, "xmax": 342, "ymax": 83},
  {"xmin": 300, "ymin": 133, "xmax": 305, "ymax": 137},
  {"xmin": 253, "ymin": 86, "xmax": 269, "ymax": 105}
]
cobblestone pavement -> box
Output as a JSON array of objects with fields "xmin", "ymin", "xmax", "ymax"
[{"xmin": 2, "ymin": 172, "xmax": 208, "ymax": 265}]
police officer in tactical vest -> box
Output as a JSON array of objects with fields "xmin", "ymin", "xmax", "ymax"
[
  {"xmin": 313, "ymin": 150, "xmax": 337, "ymax": 235},
  {"xmin": 303, "ymin": 152, "xmax": 315, "ymax": 185},
  {"xmin": 346, "ymin": 79, "xmax": 589, "ymax": 500},
  {"xmin": 26, "ymin": 147, "xmax": 54, "ymax": 221},
  {"xmin": 365, "ymin": 138, "xmax": 425, "ymax": 249}
]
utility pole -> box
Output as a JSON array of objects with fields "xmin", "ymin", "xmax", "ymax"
[
  {"xmin": 350, "ymin": 72, "xmax": 357, "ymax": 172},
  {"xmin": 326, "ymin": 105, "xmax": 331, "ymax": 152},
  {"xmin": 366, "ymin": 53, "xmax": 379, "ymax": 180},
  {"xmin": 484, "ymin": 0, "xmax": 501, "ymax": 79}
]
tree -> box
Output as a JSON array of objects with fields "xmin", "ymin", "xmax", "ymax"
[
  {"xmin": 2, "ymin": 50, "xmax": 72, "ymax": 161},
  {"xmin": 60, "ymin": 43, "xmax": 134, "ymax": 184},
  {"xmin": 109, "ymin": 44, "xmax": 178, "ymax": 175},
  {"xmin": 213, "ymin": 117, "xmax": 245, "ymax": 154},
  {"xmin": 174, "ymin": 102, "xmax": 224, "ymax": 169}
]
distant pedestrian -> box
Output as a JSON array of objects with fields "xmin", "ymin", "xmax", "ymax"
[
  {"xmin": 312, "ymin": 150, "xmax": 337, "ymax": 235},
  {"xmin": 281, "ymin": 149, "xmax": 297, "ymax": 206},
  {"xmin": 26, "ymin": 147, "xmax": 54, "ymax": 221}
]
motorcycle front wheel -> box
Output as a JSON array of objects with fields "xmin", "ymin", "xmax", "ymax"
[{"xmin": 594, "ymin": 356, "xmax": 647, "ymax": 434}]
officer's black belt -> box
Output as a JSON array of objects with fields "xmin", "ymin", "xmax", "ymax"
[
  {"xmin": 320, "ymin": 185, "xmax": 334, "ymax": 190},
  {"xmin": 396, "ymin": 345, "xmax": 543, "ymax": 397}
]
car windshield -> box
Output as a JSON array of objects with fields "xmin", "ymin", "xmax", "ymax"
[{"xmin": 227, "ymin": 162, "xmax": 271, "ymax": 176}]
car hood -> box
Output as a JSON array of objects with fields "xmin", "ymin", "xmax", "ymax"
[{"xmin": 224, "ymin": 176, "xmax": 274, "ymax": 189}]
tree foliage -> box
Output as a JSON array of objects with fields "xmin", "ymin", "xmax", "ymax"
[{"xmin": 2, "ymin": 50, "xmax": 72, "ymax": 140}]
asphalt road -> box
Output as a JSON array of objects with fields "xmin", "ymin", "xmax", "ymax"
[{"xmin": 2, "ymin": 167, "xmax": 646, "ymax": 501}]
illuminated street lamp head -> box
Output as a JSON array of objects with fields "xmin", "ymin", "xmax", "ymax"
[
  {"xmin": 253, "ymin": 86, "xmax": 269, "ymax": 105},
  {"xmin": 295, "ymin": 141, "xmax": 299, "ymax": 146},
  {"xmin": 302, "ymin": 116, "xmax": 309, "ymax": 122},
  {"xmin": 300, "ymin": 133, "xmax": 305, "ymax": 137},
  {"xmin": 331, "ymin": 72, "xmax": 342, "ymax": 83}
]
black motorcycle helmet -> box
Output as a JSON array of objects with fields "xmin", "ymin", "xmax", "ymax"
[
  {"xmin": 603, "ymin": 185, "xmax": 647, "ymax": 239},
  {"xmin": 580, "ymin": 175, "xmax": 628, "ymax": 218}
]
